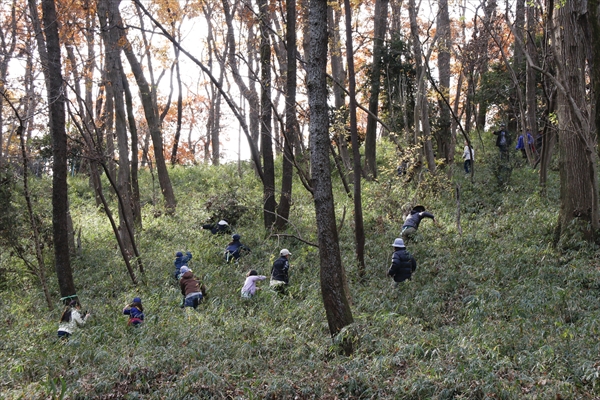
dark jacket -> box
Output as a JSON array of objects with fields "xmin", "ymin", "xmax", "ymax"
[
  {"xmin": 123, "ymin": 305, "xmax": 144, "ymax": 325},
  {"xmin": 174, "ymin": 252, "xmax": 192, "ymax": 276},
  {"xmin": 180, "ymin": 271, "xmax": 202, "ymax": 297},
  {"xmin": 387, "ymin": 249, "xmax": 417, "ymax": 282},
  {"xmin": 202, "ymin": 223, "xmax": 231, "ymax": 235},
  {"xmin": 403, "ymin": 211, "xmax": 435, "ymax": 229},
  {"xmin": 225, "ymin": 240, "xmax": 250, "ymax": 262},
  {"xmin": 494, "ymin": 128, "xmax": 511, "ymax": 149},
  {"xmin": 271, "ymin": 256, "xmax": 290, "ymax": 284}
]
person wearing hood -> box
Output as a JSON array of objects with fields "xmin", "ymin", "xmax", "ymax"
[
  {"xmin": 179, "ymin": 266, "xmax": 207, "ymax": 309},
  {"xmin": 387, "ymin": 238, "xmax": 417, "ymax": 285},
  {"xmin": 224, "ymin": 234, "xmax": 251, "ymax": 263},
  {"xmin": 174, "ymin": 251, "xmax": 192, "ymax": 280},
  {"xmin": 123, "ymin": 297, "xmax": 144, "ymax": 326},
  {"xmin": 270, "ymin": 249, "xmax": 291, "ymax": 291},
  {"xmin": 201, "ymin": 220, "xmax": 231, "ymax": 235},
  {"xmin": 57, "ymin": 300, "xmax": 90, "ymax": 339}
]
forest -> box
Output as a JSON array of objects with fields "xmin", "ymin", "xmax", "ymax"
[{"xmin": 1, "ymin": 0, "xmax": 600, "ymax": 398}]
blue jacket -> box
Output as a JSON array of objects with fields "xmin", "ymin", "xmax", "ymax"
[
  {"xmin": 402, "ymin": 211, "xmax": 434, "ymax": 230},
  {"xmin": 271, "ymin": 256, "xmax": 290, "ymax": 284},
  {"xmin": 123, "ymin": 306, "xmax": 144, "ymax": 325},
  {"xmin": 516, "ymin": 132, "xmax": 534, "ymax": 150},
  {"xmin": 174, "ymin": 252, "xmax": 192, "ymax": 277},
  {"xmin": 387, "ymin": 249, "xmax": 417, "ymax": 282}
]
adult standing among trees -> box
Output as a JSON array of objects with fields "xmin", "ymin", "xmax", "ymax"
[
  {"xmin": 462, "ymin": 141, "xmax": 474, "ymax": 174},
  {"xmin": 493, "ymin": 123, "xmax": 511, "ymax": 159}
]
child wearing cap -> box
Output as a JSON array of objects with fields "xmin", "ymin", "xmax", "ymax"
[
  {"xmin": 174, "ymin": 251, "xmax": 192, "ymax": 280},
  {"xmin": 270, "ymin": 249, "xmax": 291, "ymax": 291},
  {"xmin": 387, "ymin": 238, "xmax": 417, "ymax": 285},
  {"xmin": 241, "ymin": 270, "xmax": 266, "ymax": 299},
  {"xmin": 57, "ymin": 300, "xmax": 90, "ymax": 339},
  {"xmin": 224, "ymin": 234, "xmax": 251, "ymax": 263},
  {"xmin": 123, "ymin": 297, "xmax": 144, "ymax": 326}
]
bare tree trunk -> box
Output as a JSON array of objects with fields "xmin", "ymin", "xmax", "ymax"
[
  {"xmin": 437, "ymin": 0, "xmax": 452, "ymax": 164},
  {"xmin": 590, "ymin": 0, "xmax": 600, "ymax": 149},
  {"xmin": 408, "ymin": 0, "xmax": 436, "ymax": 174},
  {"xmin": 121, "ymin": 36, "xmax": 177, "ymax": 212},
  {"xmin": 328, "ymin": 3, "xmax": 351, "ymax": 171},
  {"xmin": 275, "ymin": 0, "xmax": 297, "ymax": 230},
  {"xmin": 170, "ymin": 42, "xmax": 184, "ymax": 166},
  {"xmin": 514, "ymin": 0, "xmax": 525, "ymax": 69},
  {"xmin": 14, "ymin": 117, "xmax": 53, "ymax": 309},
  {"xmin": 344, "ymin": 0, "xmax": 366, "ymax": 276},
  {"xmin": 0, "ymin": 0, "xmax": 17, "ymax": 168},
  {"xmin": 98, "ymin": 0, "xmax": 136, "ymax": 258},
  {"xmin": 308, "ymin": 0, "xmax": 354, "ymax": 354},
  {"xmin": 526, "ymin": 4, "xmax": 538, "ymax": 138},
  {"xmin": 476, "ymin": 0, "xmax": 496, "ymax": 131},
  {"xmin": 553, "ymin": 0, "xmax": 599, "ymax": 241},
  {"xmin": 258, "ymin": 0, "xmax": 276, "ymax": 229},
  {"xmin": 123, "ymin": 75, "xmax": 141, "ymax": 228},
  {"xmin": 364, "ymin": 0, "xmax": 389, "ymax": 179},
  {"xmin": 222, "ymin": 0, "xmax": 261, "ymax": 160},
  {"xmin": 36, "ymin": 0, "xmax": 76, "ymax": 299}
]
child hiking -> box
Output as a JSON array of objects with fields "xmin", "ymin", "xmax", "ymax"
[
  {"xmin": 241, "ymin": 270, "xmax": 266, "ymax": 299},
  {"xmin": 123, "ymin": 297, "xmax": 144, "ymax": 326},
  {"xmin": 57, "ymin": 300, "xmax": 90, "ymax": 339}
]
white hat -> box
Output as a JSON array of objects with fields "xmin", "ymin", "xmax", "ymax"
[
  {"xmin": 218, "ymin": 220, "xmax": 228, "ymax": 226},
  {"xmin": 392, "ymin": 238, "xmax": 405, "ymax": 248},
  {"xmin": 280, "ymin": 249, "xmax": 292, "ymax": 256},
  {"xmin": 180, "ymin": 266, "xmax": 191, "ymax": 274}
]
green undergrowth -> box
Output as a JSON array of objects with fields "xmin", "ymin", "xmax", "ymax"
[{"xmin": 3, "ymin": 143, "xmax": 600, "ymax": 399}]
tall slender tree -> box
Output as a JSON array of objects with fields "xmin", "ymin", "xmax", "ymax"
[
  {"xmin": 364, "ymin": 0, "xmax": 389, "ymax": 179},
  {"xmin": 553, "ymin": 0, "xmax": 599, "ymax": 242},
  {"xmin": 258, "ymin": 0, "xmax": 276, "ymax": 229},
  {"xmin": 275, "ymin": 0, "xmax": 298, "ymax": 230},
  {"xmin": 436, "ymin": 0, "xmax": 452, "ymax": 163},
  {"xmin": 35, "ymin": 0, "xmax": 76, "ymax": 299},
  {"xmin": 307, "ymin": 0, "xmax": 354, "ymax": 354},
  {"xmin": 344, "ymin": 0, "xmax": 366, "ymax": 275}
]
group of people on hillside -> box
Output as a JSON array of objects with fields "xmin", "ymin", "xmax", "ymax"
[
  {"xmin": 58, "ymin": 206, "xmax": 436, "ymax": 339},
  {"xmin": 173, "ymin": 219, "xmax": 294, "ymax": 307},
  {"xmin": 460, "ymin": 122, "xmax": 541, "ymax": 175}
]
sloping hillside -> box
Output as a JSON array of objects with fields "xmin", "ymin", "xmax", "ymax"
[{"xmin": 3, "ymin": 143, "xmax": 600, "ymax": 399}]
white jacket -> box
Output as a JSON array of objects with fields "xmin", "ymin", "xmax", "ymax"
[
  {"xmin": 463, "ymin": 145, "xmax": 474, "ymax": 161},
  {"xmin": 57, "ymin": 309, "xmax": 88, "ymax": 334}
]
